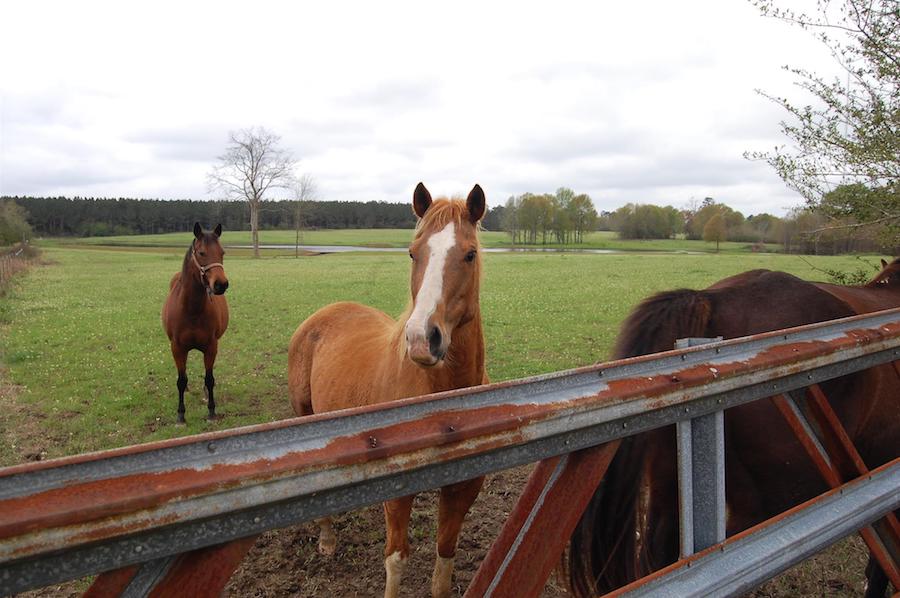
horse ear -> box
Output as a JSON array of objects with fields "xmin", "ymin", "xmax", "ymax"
[
  {"xmin": 193, "ymin": 222, "xmax": 203, "ymax": 239},
  {"xmin": 882, "ymin": 259, "xmax": 888, "ymax": 268},
  {"xmin": 413, "ymin": 182, "xmax": 432, "ymax": 218},
  {"xmin": 466, "ymin": 184, "xmax": 486, "ymax": 223},
  {"xmin": 214, "ymin": 223, "xmax": 222, "ymax": 238}
]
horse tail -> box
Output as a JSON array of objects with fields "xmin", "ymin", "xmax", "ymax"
[
  {"xmin": 568, "ymin": 289, "xmax": 712, "ymax": 596},
  {"xmin": 287, "ymin": 323, "xmax": 316, "ymax": 417},
  {"xmin": 612, "ymin": 288, "xmax": 713, "ymax": 358}
]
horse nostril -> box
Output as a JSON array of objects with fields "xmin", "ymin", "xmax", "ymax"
[
  {"xmin": 428, "ymin": 326, "xmax": 443, "ymax": 357},
  {"xmin": 214, "ymin": 281, "xmax": 229, "ymax": 294}
]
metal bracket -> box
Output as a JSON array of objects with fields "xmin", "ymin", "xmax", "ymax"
[{"xmin": 675, "ymin": 336, "xmax": 726, "ymax": 557}]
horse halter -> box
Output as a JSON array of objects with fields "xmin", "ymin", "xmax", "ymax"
[{"xmin": 191, "ymin": 246, "xmax": 224, "ymax": 295}]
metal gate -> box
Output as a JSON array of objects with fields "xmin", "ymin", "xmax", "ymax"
[{"xmin": 2, "ymin": 307, "xmax": 899, "ymax": 596}]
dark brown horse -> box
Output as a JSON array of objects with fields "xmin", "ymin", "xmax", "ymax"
[
  {"xmin": 161, "ymin": 222, "xmax": 230, "ymax": 424},
  {"xmin": 568, "ymin": 258, "xmax": 900, "ymax": 597}
]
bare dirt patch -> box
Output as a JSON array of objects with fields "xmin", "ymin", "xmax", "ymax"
[
  {"xmin": 226, "ymin": 464, "xmax": 569, "ymax": 597},
  {"xmin": 0, "ymin": 370, "xmax": 53, "ymax": 465}
]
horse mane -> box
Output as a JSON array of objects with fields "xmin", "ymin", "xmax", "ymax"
[
  {"xmin": 413, "ymin": 198, "xmax": 482, "ymax": 238},
  {"xmin": 180, "ymin": 244, "xmax": 195, "ymax": 281}
]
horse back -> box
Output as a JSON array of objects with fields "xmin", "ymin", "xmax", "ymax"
[
  {"xmin": 288, "ymin": 302, "xmax": 401, "ymax": 416},
  {"xmin": 613, "ymin": 270, "xmax": 854, "ymax": 358}
]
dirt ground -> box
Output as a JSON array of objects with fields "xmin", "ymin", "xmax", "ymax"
[{"xmin": 225, "ymin": 464, "xmax": 569, "ymax": 598}]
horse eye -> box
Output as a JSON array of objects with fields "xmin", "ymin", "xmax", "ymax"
[
  {"xmin": 409, "ymin": 251, "xmax": 414, "ymax": 260},
  {"xmin": 465, "ymin": 250, "xmax": 477, "ymax": 262},
  {"xmin": 199, "ymin": 251, "xmax": 206, "ymax": 257}
]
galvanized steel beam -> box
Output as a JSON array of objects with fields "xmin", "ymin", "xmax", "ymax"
[
  {"xmin": 675, "ymin": 336, "xmax": 726, "ymax": 556},
  {"xmin": 1, "ymin": 308, "xmax": 899, "ymax": 594},
  {"xmin": 615, "ymin": 457, "xmax": 900, "ymax": 597}
]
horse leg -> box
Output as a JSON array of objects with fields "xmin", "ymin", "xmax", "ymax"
[
  {"xmin": 172, "ymin": 344, "xmax": 188, "ymax": 425},
  {"xmin": 203, "ymin": 343, "xmax": 218, "ymax": 421},
  {"xmin": 864, "ymin": 554, "xmax": 888, "ymax": 598},
  {"xmin": 317, "ymin": 517, "xmax": 336, "ymax": 555},
  {"xmin": 433, "ymin": 476, "xmax": 484, "ymax": 598},
  {"xmin": 383, "ymin": 495, "xmax": 415, "ymax": 598}
]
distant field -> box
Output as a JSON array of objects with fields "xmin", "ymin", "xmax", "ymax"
[
  {"xmin": 0, "ymin": 245, "xmax": 883, "ymax": 464},
  {"xmin": 43, "ymin": 228, "xmax": 780, "ymax": 254}
]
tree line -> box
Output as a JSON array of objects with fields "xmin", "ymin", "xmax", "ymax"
[
  {"xmin": 4, "ymin": 196, "xmax": 419, "ymax": 237},
  {"xmin": 600, "ymin": 189, "xmax": 896, "ymax": 255},
  {"xmin": 491, "ymin": 188, "xmax": 599, "ymax": 244}
]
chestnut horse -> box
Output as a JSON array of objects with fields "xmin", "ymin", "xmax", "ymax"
[
  {"xmin": 161, "ymin": 222, "xmax": 230, "ymax": 424},
  {"xmin": 568, "ymin": 258, "xmax": 900, "ymax": 597},
  {"xmin": 288, "ymin": 183, "xmax": 487, "ymax": 598}
]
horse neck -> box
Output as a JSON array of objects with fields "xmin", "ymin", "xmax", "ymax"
[
  {"xmin": 178, "ymin": 251, "xmax": 208, "ymax": 312},
  {"xmin": 445, "ymin": 307, "xmax": 486, "ymax": 385}
]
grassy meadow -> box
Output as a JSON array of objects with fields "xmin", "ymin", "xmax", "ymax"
[{"xmin": 0, "ymin": 239, "xmax": 885, "ymax": 467}]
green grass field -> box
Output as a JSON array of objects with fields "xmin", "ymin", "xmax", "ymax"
[
  {"xmin": 0, "ymin": 239, "xmax": 884, "ymax": 467},
  {"xmin": 42, "ymin": 228, "xmax": 778, "ymax": 254}
]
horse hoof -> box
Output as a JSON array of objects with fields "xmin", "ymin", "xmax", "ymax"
[
  {"xmin": 206, "ymin": 413, "xmax": 223, "ymax": 423},
  {"xmin": 175, "ymin": 420, "xmax": 187, "ymax": 427},
  {"xmin": 318, "ymin": 537, "xmax": 336, "ymax": 556}
]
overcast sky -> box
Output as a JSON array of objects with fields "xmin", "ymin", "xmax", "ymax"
[{"xmin": 0, "ymin": 1, "xmax": 840, "ymax": 216}]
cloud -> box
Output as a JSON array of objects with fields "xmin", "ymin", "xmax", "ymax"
[
  {"xmin": 124, "ymin": 126, "xmax": 225, "ymax": 162},
  {"xmin": 1, "ymin": 1, "xmax": 835, "ymax": 215},
  {"xmin": 335, "ymin": 78, "xmax": 442, "ymax": 112}
]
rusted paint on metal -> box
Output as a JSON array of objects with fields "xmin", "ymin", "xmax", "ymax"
[
  {"xmin": 805, "ymin": 384, "xmax": 870, "ymax": 477},
  {"xmin": 771, "ymin": 394, "xmax": 843, "ymax": 487},
  {"xmin": 465, "ymin": 441, "xmax": 621, "ymax": 598},
  {"xmin": 857, "ymin": 526, "xmax": 900, "ymax": 588},
  {"xmin": 83, "ymin": 565, "xmax": 138, "ymax": 598},
  {"xmin": 798, "ymin": 384, "xmax": 900, "ymax": 589},
  {"xmin": 0, "ymin": 405, "xmax": 538, "ymax": 543},
  {"xmin": 145, "ymin": 535, "xmax": 258, "ymax": 598}
]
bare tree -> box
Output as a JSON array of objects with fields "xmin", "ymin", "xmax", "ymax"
[
  {"xmin": 292, "ymin": 173, "xmax": 318, "ymax": 257},
  {"xmin": 207, "ymin": 127, "xmax": 296, "ymax": 258}
]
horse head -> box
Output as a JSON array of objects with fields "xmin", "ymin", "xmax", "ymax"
[
  {"xmin": 868, "ymin": 257, "xmax": 900, "ymax": 288},
  {"xmin": 404, "ymin": 183, "xmax": 485, "ymax": 367},
  {"xmin": 192, "ymin": 222, "xmax": 229, "ymax": 295}
]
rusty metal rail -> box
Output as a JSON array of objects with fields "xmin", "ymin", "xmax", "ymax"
[{"xmin": 1, "ymin": 307, "xmax": 900, "ymax": 595}]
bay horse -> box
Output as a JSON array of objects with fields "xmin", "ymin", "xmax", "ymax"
[
  {"xmin": 568, "ymin": 258, "xmax": 900, "ymax": 597},
  {"xmin": 288, "ymin": 183, "xmax": 487, "ymax": 598},
  {"xmin": 161, "ymin": 222, "xmax": 230, "ymax": 424}
]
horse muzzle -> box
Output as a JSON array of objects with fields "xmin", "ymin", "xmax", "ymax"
[
  {"xmin": 406, "ymin": 325, "xmax": 447, "ymax": 367},
  {"xmin": 212, "ymin": 280, "xmax": 229, "ymax": 295}
]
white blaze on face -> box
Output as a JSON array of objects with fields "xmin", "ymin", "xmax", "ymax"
[{"xmin": 406, "ymin": 221, "xmax": 456, "ymax": 341}]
